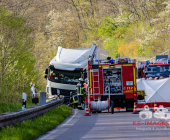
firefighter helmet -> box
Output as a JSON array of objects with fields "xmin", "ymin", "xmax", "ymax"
[
  {"xmin": 85, "ymin": 78, "xmax": 88, "ymax": 83},
  {"xmin": 149, "ymin": 77, "xmax": 153, "ymax": 80},
  {"xmin": 79, "ymin": 78, "xmax": 83, "ymax": 81},
  {"xmin": 154, "ymin": 77, "xmax": 158, "ymax": 80}
]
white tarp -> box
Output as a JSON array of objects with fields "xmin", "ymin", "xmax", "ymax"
[{"xmin": 137, "ymin": 78, "xmax": 170, "ymax": 103}]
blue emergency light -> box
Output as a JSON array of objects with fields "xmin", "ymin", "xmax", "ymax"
[
  {"xmin": 110, "ymin": 59, "xmax": 114, "ymax": 64},
  {"xmin": 168, "ymin": 60, "xmax": 170, "ymax": 64},
  {"xmin": 145, "ymin": 61, "xmax": 149, "ymax": 65}
]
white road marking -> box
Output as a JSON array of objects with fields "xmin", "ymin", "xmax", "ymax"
[
  {"xmin": 157, "ymin": 118, "xmax": 170, "ymax": 137},
  {"xmin": 61, "ymin": 109, "xmax": 77, "ymax": 127},
  {"xmin": 39, "ymin": 109, "xmax": 77, "ymax": 140}
]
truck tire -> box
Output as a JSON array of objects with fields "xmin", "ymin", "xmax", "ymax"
[{"xmin": 111, "ymin": 101, "xmax": 114, "ymax": 114}]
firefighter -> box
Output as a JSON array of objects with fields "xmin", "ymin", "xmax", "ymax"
[
  {"xmin": 84, "ymin": 78, "xmax": 88, "ymax": 95},
  {"xmin": 69, "ymin": 91, "xmax": 78, "ymax": 109},
  {"xmin": 77, "ymin": 78, "xmax": 86, "ymax": 109}
]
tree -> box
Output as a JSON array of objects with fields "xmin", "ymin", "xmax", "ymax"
[{"xmin": 0, "ymin": 7, "xmax": 37, "ymax": 102}]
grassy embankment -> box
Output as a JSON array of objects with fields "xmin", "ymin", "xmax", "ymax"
[
  {"xmin": 0, "ymin": 104, "xmax": 72, "ymax": 140},
  {"xmin": 0, "ymin": 103, "xmax": 36, "ymax": 114}
]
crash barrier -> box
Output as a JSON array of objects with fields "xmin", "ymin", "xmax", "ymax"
[
  {"xmin": 40, "ymin": 92, "xmax": 46, "ymax": 105},
  {"xmin": 0, "ymin": 96, "xmax": 64, "ymax": 128}
]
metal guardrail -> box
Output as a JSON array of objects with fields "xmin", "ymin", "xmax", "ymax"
[{"xmin": 0, "ymin": 96, "xmax": 64, "ymax": 128}]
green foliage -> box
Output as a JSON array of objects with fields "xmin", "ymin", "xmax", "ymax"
[
  {"xmin": 96, "ymin": 17, "xmax": 128, "ymax": 58},
  {"xmin": 1, "ymin": 0, "xmax": 170, "ymax": 104},
  {"xmin": 0, "ymin": 7, "xmax": 38, "ymax": 103},
  {"xmin": 0, "ymin": 103, "xmax": 35, "ymax": 114},
  {"xmin": 0, "ymin": 105, "xmax": 72, "ymax": 140}
]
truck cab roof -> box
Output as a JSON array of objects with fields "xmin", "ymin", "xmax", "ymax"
[{"xmin": 50, "ymin": 46, "xmax": 90, "ymax": 71}]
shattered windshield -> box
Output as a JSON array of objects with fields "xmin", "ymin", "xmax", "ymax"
[
  {"xmin": 145, "ymin": 65, "xmax": 170, "ymax": 77},
  {"xmin": 48, "ymin": 69, "xmax": 81, "ymax": 84}
]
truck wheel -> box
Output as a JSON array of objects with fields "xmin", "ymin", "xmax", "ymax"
[
  {"xmin": 111, "ymin": 101, "xmax": 114, "ymax": 114},
  {"xmin": 126, "ymin": 107, "xmax": 129, "ymax": 112}
]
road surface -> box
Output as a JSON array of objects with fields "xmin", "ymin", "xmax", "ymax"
[{"xmin": 36, "ymin": 109, "xmax": 170, "ymax": 140}]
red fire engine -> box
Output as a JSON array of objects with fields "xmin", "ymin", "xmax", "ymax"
[
  {"xmin": 138, "ymin": 55, "xmax": 170, "ymax": 79},
  {"xmin": 87, "ymin": 46, "xmax": 137, "ymax": 113}
]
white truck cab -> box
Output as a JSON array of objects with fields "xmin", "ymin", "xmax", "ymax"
[{"xmin": 44, "ymin": 44, "xmax": 108, "ymax": 103}]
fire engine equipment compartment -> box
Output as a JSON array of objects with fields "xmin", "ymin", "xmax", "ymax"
[{"xmin": 103, "ymin": 68, "xmax": 122, "ymax": 95}]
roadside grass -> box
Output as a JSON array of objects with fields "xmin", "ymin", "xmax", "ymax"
[
  {"xmin": 0, "ymin": 103, "xmax": 36, "ymax": 114},
  {"xmin": 0, "ymin": 105, "xmax": 72, "ymax": 140}
]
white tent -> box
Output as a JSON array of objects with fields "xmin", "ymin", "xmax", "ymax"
[{"xmin": 137, "ymin": 78, "xmax": 170, "ymax": 103}]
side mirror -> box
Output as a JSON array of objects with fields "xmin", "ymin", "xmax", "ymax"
[
  {"xmin": 49, "ymin": 65, "xmax": 55, "ymax": 70},
  {"xmin": 45, "ymin": 68, "xmax": 48, "ymax": 74},
  {"xmin": 44, "ymin": 75, "xmax": 47, "ymax": 79}
]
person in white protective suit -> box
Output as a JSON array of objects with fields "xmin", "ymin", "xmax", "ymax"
[{"xmin": 30, "ymin": 83, "xmax": 37, "ymax": 98}]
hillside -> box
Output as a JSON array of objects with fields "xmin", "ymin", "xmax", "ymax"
[{"xmin": 0, "ymin": 0, "xmax": 170, "ymax": 102}]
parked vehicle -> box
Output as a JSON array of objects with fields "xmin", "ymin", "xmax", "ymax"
[
  {"xmin": 87, "ymin": 45, "xmax": 137, "ymax": 113},
  {"xmin": 138, "ymin": 55, "xmax": 170, "ymax": 79}
]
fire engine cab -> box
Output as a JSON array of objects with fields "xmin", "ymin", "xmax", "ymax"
[
  {"xmin": 87, "ymin": 44, "xmax": 137, "ymax": 113},
  {"xmin": 138, "ymin": 55, "xmax": 170, "ymax": 79}
]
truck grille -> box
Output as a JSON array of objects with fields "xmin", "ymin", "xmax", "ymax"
[{"xmin": 51, "ymin": 88, "xmax": 73, "ymax": 98}]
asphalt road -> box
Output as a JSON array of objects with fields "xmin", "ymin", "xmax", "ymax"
[{"xmin": 36, "ymin": 109, "xmax": 170, "ymax": 140}]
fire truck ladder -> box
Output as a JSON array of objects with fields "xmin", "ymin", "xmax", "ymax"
[{"xmin": 92, "ymin": 69, "xmax": 100, "ymax": 100}]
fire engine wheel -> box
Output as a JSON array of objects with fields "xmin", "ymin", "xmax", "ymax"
[
  {"xmin": 111, "ymin": 101, "xmax": 114, "ymax": 114},
  {"xmin": 126, "ymin": 105, "xmax": 133, "ymax": 112}
]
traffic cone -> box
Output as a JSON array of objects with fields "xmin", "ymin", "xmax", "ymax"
[
  {"xmin": 154, "ymin": 101, "xmax": 157, "ymax": 112},
  {"xmin": 107, "ymin": 98, "xmax": 110, "ymax": 113},
  {"xmin": 133, "ymin": 102, "xmax": 138, "ymax": 114},
  {"xmin": 85, "ymin": 105, "xmax": 91, "ymax": 116}
]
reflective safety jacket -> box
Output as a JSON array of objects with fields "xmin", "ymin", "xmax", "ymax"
[{"xmin": 76, "ymin": 83, "xmax": 86, "ymax": 95}]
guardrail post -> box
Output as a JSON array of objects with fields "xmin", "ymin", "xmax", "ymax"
[
  {"xmin": 40, "ymin": 92, "xmax": 46, "ymax": 105},
  {"xmin": 57, "ymin": 89, "xmax": 60, "ymax": 99},
  {"xmin": 22, "ymin": 93, "xmax": 27, "ymax": 110}
]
